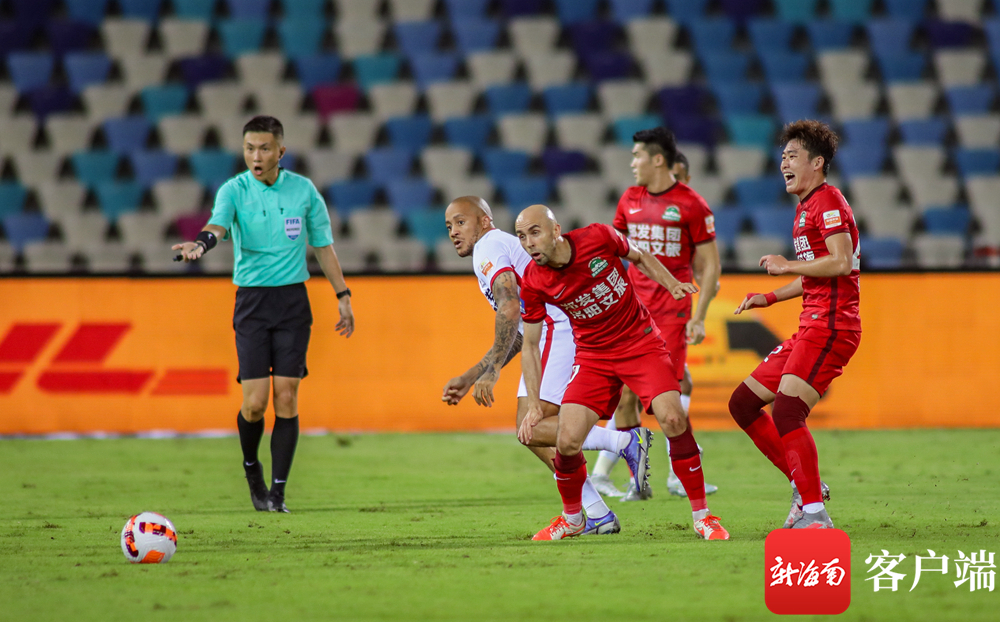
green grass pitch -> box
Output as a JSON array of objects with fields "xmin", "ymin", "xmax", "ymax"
[{"xmin": 1, "ymin": 429, "xmax": 997, "ymax": 621}]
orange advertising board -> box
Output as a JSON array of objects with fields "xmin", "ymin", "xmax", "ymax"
[{"xmin": 0, "ymin": 274, "xmax": 997, "ymax": 435}]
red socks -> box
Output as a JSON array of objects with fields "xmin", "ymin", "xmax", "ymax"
[
  {"xmin": 730, "ymin": 383, "xmax": 793, "ymax": 481},
  {"xmin": 773, "ymin": 392, "xmax": 823, "ymax": 505},
  {"xmin": 553, "ymin": 451, "xmax": 587, "ymax": 516},
  {"xmin": 668, "ymin": 424, "xmax": 707, "ymax": 512}
]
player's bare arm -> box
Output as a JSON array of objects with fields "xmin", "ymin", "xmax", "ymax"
[
  {"xmin": 472, "ymin": 271, "xmax": 522, "ymax": 408},
  {"xmin": 688, "ymin": 240, "xmax": 721, "ymax": 345},
  {"xmin": 517, "ymin": 321, "xmax": 546, "ymax": 445},
  {"xmin": 313, "ymin": 244, "xmax": 355, "ymax": 338},
  {"xmin": 172, "ymin": 224, "xmax": 227, "ymax": 262},
  {"xmin": 734, "ymin": 277, "xmax": 804, "ymax": 315},
  {"xmin": 626, "ymin": 242, "xmax": 699, "ymax": 300},
  {"xmin": 759, "ymin": 232, "xmax": 854, "ymax": 278}
]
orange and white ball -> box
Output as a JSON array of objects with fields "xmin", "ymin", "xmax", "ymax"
[{"xmin": 120, "ymin": 512, "xmax": 178, "ymax": 564}]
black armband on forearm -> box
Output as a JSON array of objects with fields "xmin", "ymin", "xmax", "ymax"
[{"xmin": 195, "ymin": 231, "xmax": 217, "ymax": 252}]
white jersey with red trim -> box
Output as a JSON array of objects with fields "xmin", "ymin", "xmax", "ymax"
[{"xmin": 470, "ymin": 228, "xmax": 574, "ymax": 405}]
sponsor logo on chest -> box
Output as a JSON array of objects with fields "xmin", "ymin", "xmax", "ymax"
[
  {"xmin": 798, "ymin": 211, "xmax": 807, "ymax": 229},
  {"xmin": 284, "ymin": 217, "xmax": 302, "ymax": 240},
  {"xmin": 589, "ymin": 257, "xmax": 609, "ymax": 277},
  {"xmin": 662, "ymin": 205, "xmax": 681, "ymax": 221}
]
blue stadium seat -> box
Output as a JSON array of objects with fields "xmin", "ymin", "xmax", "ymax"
[
  {"xmin": 725, "ymin": 115, "xmax": 776, "ymax": 150},
  {"xmin": 945, "ymin": 86, "xmax": 996, "ymax": 114},
  {"xmin": 103, "ymin": 118, "xmax": 151, "ymax": 154},
  {"xmin": 394, "ymin": 21, "xmax": 442, "ymax": 58},
  {"xmin": 64, "ymin": 52, "xmax": 112, "ymax": 94},
  {"xmin": 876, "ymin": 53, "xmax": 926, "ymax": 82},
  {"xmin": 719, "ymin": 0, "xmax": 766, "ymax": 23},
  {"xmin": 47, "ymin": 19, "xmax": 96, "ymax": 54},
  {"xmin": 688, "ymin": 19, "xmax": 736, "ymax": 55},
  {"xmin": 327, "ymin": 180, "xmax": 379, "ymax": 215},
  {"xmin": 295, "ymin": 55, "xmax": 342, "ymax": 91},
  {"xmin": 278, "ymin": 18, "xmax": 326, "ymax": 58},
  {"xmin": 224, "ymin": 0, "xmax": 270, "ymax": 19},
  {"xmin": 64, "ymin": 0, "xmax": 109, "ymax": 26},
  {"xmin": 141, "ymin": 85, "xmax": 189, "ymax": 121},
  {"xmin": 482, "ymin": 149, "xmax": 531, "ymax": 182},
  {"xmin": 7, "ymin": 52, "xmax": 54, "ymax": 93},
  {"xmin": 835, "ymin": 144, "xmax": 887, "ymax": 177},
  {"xmin": 771, "ymin": 83, "xmax": 822, "ymax": 124},
  {"xmin": 748, "ymin": 19, "xmax": 796, "ymax": 53},
  {"xmin": 759, "ymin": 52, "xmax": 810, "ymax": 82},
  {"xmin": 924, "ymin": 20, "xmax": 976, "ymax": 48},
  {"xmin": 95, "ymin": 181, "xmax": 144, "ymax": 221},
  {"xmin": 658, "ymin": 85, "xmax": 711, "ymax": 120},
  {"xmin": 700, "ymin": 51, "xmax": 750, "ymax": 81},
  {"xmin": 540, "ymin": 148, "xmax": 588, "ymax": 179},
  {"xmin": 829, "ymin": 0, "xmax": 874, "ymax": 23},
  {"xmin": 884, "ymin": 0, "xmax": 928, "ymax": 20},
  {"xmin": 283, "ymin": 0, "xmax": 327, "ymax": 18},
  {"xmin": 499, "ymin": 0, "xmax": 544, "ymax": 19},
  {"xmin": 484, "ymin": 84, "xmax": 533, "ymax": 115},
  {"xmin": 955, "ymin": 149, "xmax": 1000, "ymax": 177},
  {"xmin": 663, "ymin": 0, "xmax": 710, "ymax": 24},
  {"xmin": 0, "ymin": 20, "xmax": 38, "ymax": 57},
  {"xmin": 0, "ymin": 183, "xmax": 28, "ymax": 219},
  {"xmin": 10, "ymin": 0, "xmax": 57, "ymax": 25},
  {"xmin": 608, "ymin": 0, "xmax": 655, "ymax": 22},
  {"xmin": 387, "ymin": 179, "xmax": 436, "ymax": 215},
  {"xmin": 711, "ymin": 82, "xmax": 764, "ymax": 115},
  {"xmin": 555, "ymin": 0, "xmax": 599, "ymax": 24},
  {"xmin": 177, "ymin": 56, "xmax": 230, "ymax": 89},
  {"xmin": 364, "ymin": 148, "xmax": 415, "ymax": 184},
  {"xmin": 923, "ymin": 207, "xmax": 971, "ymax": 235},
  {"xmin": 613, "ymin": 115, "xmax": 662, "ymax": 145},
  {"xmin": 410, "ymin": 53, "xmax": 460, "ymax": 89},
  {"xmin": 27, "ymin": 86, "xmax": 77, "ymax": 119},
  {"xmin": 569, "ymin": 21, "xmax": 621, "ymax": 56},
  {"xmin": 867, "ymin": 19, "xmax": 917, "ymax": 58},
  {"xmin": 443, "ymin": 0, "xmax": 491, "ymax": 19},
  {"xmin": 352, "ymin": 54, "xmax": 402, "ymax": 90},
  {"xmin": 173, "ymin": 0, "xmax": 216, "ymax": 20},
  {"xmin": 542, "ymin": 84, "xmax": 592, "ymax": 116},
  {"xmin": 773, "ymin": 0, "xmax": 819, "ymax": 23},
  {"xmin": 218, "ymin": 19, "xmax": 268, "ymax": 58},
  {"xmin": 861, "ymin": 236, "xmax": 904, "ymax": 269},
  {"xmin": 985, "ymin": 19, "xmax": 1000, "ymax": 56},
  {"xmin": 734, "ymin": 177, "xmax": 787, "ymax": 205},
  {"xmin": 188, "ymin": 150, "xmax": 237, "ymax": 187},
  {"xmin": 582, "ymin": 51, "xmax": 633, "ymax": 82},
  {"xmin": 898, "ymin": 118, "xmax": 948, "ymax": 145},
  {"xmin": 72, "ymin": 151, "xmax": 120, "ymax": 187},
  {"xmin": 452, "ymin": 18, "xmax": 501, "ymax": 54},
  {"xmin": 711, "ymin": 207, "xmax": 745, "ymax": 246},
  {"xmin": 119, "ymin": 0, "xmax": 164, "ymax": 21},
  {"xmin": 385, "ymin": 116, "xmax": 434, "ymax": 151},
  {"xmin": 498, "ymin": 176, "xmax": 551, "ymax": 206},
  {"xmin": 749, "ymin": 207, "xmax": 795, "ymax": 238},
  {"xmin": 405, "ymin": 209, "xmax": 449, "ymax": 247},
  {"xmin": 442, "ymin": 116, "xmax": 494, "ymax": 152},
  {"xmin": 2, "ymin": 213, "xmax": 50, "ymax": 252},
  {"xmin": 840, "ymin": 118, "xmax": 891, "ymax": 148},
  {"xmin": 670, "ymin": 114, "xmax": 718, "ymax": 147},
  {"xmin": 805, "ymin": 20, "xmax": 855, "ymax": 50},
  {"xmin": 130, "ymin": 151, "xmax": 179, "ymax": 187}
]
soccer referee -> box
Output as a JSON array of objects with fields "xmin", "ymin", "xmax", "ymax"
[{"xmin": 173, "ymin": 115, "xmax": 355, "ymax": 513}]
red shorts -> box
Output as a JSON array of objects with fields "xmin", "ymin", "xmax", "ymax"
[
  {"xmin": 562, "ymin": 337, "xmax": 680, "ymax": 419},
  {"xmin": 653, "ymin": 320, "xmax": 687, "ymax": 382},
  {"xmin": 751, "ymin": 327, "xmax": 861, "ymax": 396}
]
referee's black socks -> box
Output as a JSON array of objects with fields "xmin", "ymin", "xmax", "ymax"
[
  {"xmin": 270, "ymin": 416, "xmax": 299, "ymax": 497},
  {"xmin": 237, "ymin": 411, "xmax": 265, "ymax": 466}
]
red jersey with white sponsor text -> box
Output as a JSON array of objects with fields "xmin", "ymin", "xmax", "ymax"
[
  {"xmin": 613, "ymin": 183, "xmax": 715, "ymax": 324},
  {"xmin": 520, "ymin": 223, "xmax": 660, "ymax": 356},
  {"xmin": 793, "ymin": 183, "xmax": 861, "ymax": 332}
]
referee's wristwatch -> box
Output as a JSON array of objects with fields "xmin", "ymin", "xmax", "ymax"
[{"xmin": 336, "ymin": 288, "xmax": 352, "ymax": 299}]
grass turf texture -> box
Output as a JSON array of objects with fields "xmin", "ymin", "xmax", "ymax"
[{"xmin": 1, "ymin": 430, "xmax": 997, "ymax": 622}]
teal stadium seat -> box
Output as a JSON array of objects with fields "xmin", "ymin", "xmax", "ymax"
[
  {"xmin": 773, "ymin": 0, "xmax": 819, "ymax": 23},
  {"xmin": 0, "ymin": 182, "xmax": 28, "ymax": 219},
  {"xmin": 405, "ymin": 209, "xmax": 449, "ymax": 247},
  {"xmin": 72, "ymin": 151, "xmax": 120, "ymax": 188},
  {"xmin": 278, "ymin": 18, "xmax": 326, "ymax": 58},
  {"xmin": 173, "ymin": 0, "xmax": 216, "ymax": 20},
  {"xmin": 95, "ymin": 181, "xmax": 144, "ymax": 221},
  {"xmin": 141, "ymin": 85, "xmax": 190, "ymax": 121},
  {"xmin": 725, "ymin": 114, "xmax": 777, "ymax": 150},
  {"xmin": 613, "ymin": 115, "xmax": 662, "ymax": 145},
  {"xmin": 217, "ymin": 19, "xmax": 268, "ymax": 58},
  {"xmin": 352, "ymin": 54, "xmax": 402, "ymax": 90}
]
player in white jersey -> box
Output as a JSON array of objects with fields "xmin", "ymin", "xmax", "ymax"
[{"xmin": 440, "ymin": 196, "xmax": 652, "ymax": 536}]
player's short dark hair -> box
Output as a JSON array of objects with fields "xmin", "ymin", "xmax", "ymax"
[
  {"xmin": 673, "ymin": 150, "xmax": 689, "ymax": 172},
  {"xmin": 632, "ymin": 126, "xmax": 678, "ymax": 167},
  {"xmin": 779, "ymin": 120, "xmax": 838, "ymax": 175},
  {"xmin": 243, "ymin": 115, "xmax": 284, "ymax": 140}
]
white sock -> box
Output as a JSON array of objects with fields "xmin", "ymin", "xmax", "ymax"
[
  {"xmin": 693, "ymin": 508, "xmax": 710, "ymax": 521},
  {"xmin": 791, "ymin": 481, "xmax": 798, "ymax": 491},
  {"xmin": 582, "ymin": 476, "xmax": 611, "ymax": 519},
  {"xmin": 803, "ymin": 502, "xmax": 825, "ymax": 514},
  {"xmin": 581, "ymin": 426, "xmax": 629, "ymax": 453},
  {"xmin": 592, "ymin": 451, "xmax": 619, "ymax": 476},
  {"xmin": 564, "ymin": 511, "xmax": 584, "ymax": 526},
  {"xmin": 679, "ymin": 394, "xmax": 691, "ymax": 413}
]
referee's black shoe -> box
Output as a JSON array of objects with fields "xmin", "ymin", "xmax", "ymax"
[
  {"xmin": 266, "ymin": 490, "xmax": 290, "ymax": 513},
  {"xmin": 244, "ymin": 462, "xmax": 269, "ymax": 511}
]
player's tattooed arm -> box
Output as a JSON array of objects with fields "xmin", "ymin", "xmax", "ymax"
[
  {"xmin": 626, "ymin": 242, "xmax": 699, "ymax": 300},
  {"xmin": 472, "ymin": 271, "xmax": 521, "ymax": 407}
]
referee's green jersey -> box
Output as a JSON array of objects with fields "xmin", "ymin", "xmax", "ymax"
[{"xmin": 209, "ymin": 169, "xmax": 335, "ymax": 287}]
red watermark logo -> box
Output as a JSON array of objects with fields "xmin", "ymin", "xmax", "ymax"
[{"xmin": 765, "ymin": 529, "xmax": 851, "ymax": 615}]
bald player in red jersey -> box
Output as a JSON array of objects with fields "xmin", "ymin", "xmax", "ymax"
[
  {"xmin": 729, "ymin": 120, "xmax": 861, "ymax": 530},
  {"xmin": 515, "ymin": 206, "xmax": 730, "ymax": 541}
]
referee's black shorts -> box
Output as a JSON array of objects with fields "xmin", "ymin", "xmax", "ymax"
[{"xmin": 233, "ymin": 283, "xmax": 312, "ymax": 382}]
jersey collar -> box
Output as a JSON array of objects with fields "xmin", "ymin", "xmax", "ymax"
[
  {"xmin": 799, "ymin": 182, "xmax": 827, "ymax": 205},
  {"xmin": 250, "ymin": 167, "xmax": 286, "ymax": 190},
  {"xmin": 647, "ymin": 181, "xmax": 678, "ymax": 197}
]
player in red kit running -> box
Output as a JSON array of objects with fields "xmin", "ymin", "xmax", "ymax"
[
  {"xmin": 729, "ymin": 120, "xmax": 861, "ymax": 530},
  {"xmin": 515, "ymin": 205, "xmax": 729, "ymax": 541}
]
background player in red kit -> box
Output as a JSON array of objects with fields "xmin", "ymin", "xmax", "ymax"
[
  {"xmin": 729, "ymin": 120, "xmax": 861, "ymax": 530},
  {"xmin": 592, "ymin": 129, "xmax": 722, "ymax": 501},
  {"xmin": 515, "ymin": 205, "xmax": 729, "ymax": 541}
]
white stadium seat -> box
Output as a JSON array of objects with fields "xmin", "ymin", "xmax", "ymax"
[
  {"xmin": 912, "ymin": 233, "xmax": 966, "ymax": 268},
  {"xmin": 933, "ymin": 50, "xmax": 986, "ymax": 87},
  {"xmin": 158, "ymin": 114, "xmax": 211, "ymax": 155},
  {"xmin": 119, "ymin": 54, "xmax": 170, "ymax": 92},
  {"xmin": 508, "ymin": 17, "xmax": 561, "ymax": 57},
  {"xmin": 0, "ymin": 115, "xmax": 37, "ymax": 156},
  {"xmin": 638, "ymin": 51, "xmax": 694, "ymax": 88},
  {"xmin": 101, "ymin": 18, "xmax": 150, "ymax": 59},
  {"xmin": 826, "ymin": 82, "xmax": 881, "ymax": 120},
  {"xmin": 523, "ymin": 51, "xmax": 577, "ymax": 90},
  {"xmin": 954, "ymin": 114, "xmax": 1000, "ymax": 149},
  {"xmin": 368, "ymin": 82, "xmax": 419, "ymax": 120},
  {"xmin": 626, "ymin": 17, "xmax": 680, "ymax": 60},
  {"xmin": 497, "ymin": 113, "xmax": 549, "ymax": 155},
  {"xmin": 425, "ymin": 81, "xmax": 478, "ymax": 123},
  {"xmin": 554, "ymin": 113, "xmax": 607, "ymax": 153},
  {"xmin": 886, "ymin": 82, "xmax": 939, "ymax": 121},
  {"xmin": 735, "ymin": 235, "xmax": 790, "ymax": 271},
  {"xmin": 236, "ymin": 52, "xmax": 287, "ymax": 87},
  {"xmin": 159, "ymin": 18, "xmax": 209, "ymax": 58},
  {"xmin": 855, "ymin": 203, "xmax": 918, "ymax": 239},
  {"xmin": 348, "ymin": 210, "xmax": 401, "ymax": 252},
  {"xmin": 715, "ymin": 145, "xmax": 768, "ymax": 182},
  {"xmin": 420, "ymin": 147, "xmax": 474, "ymax": 186},
  {"xmin": 82, "ymin": 84, "xmax": 133, "ymax": 123},
  {"xmin": 598, "ymin": 80, "xmax": 651, "ymax": 120},
  {"xmin": 302, "ymin": 150, "xmax": 357, "ymax": 189},
  {"xmin": 328, "ymin": 112, "xmax": 380, "ymax": 154},
  {"xmin": 334, "ymin": 18, "xmax": 386, "ymax": 58},
  {"xmin": 10, "ymin": 151, "xmax": 64, "ymax": 189},
  {"xmin": 467, "ymin": 51, "xmax": 519, "ymax": 89},
  {"xmin": 152, "ymin": 179, "xmax": 205, "ymax": 219},
  {"xmin": 24, "ymin": 242, "xmax": 74, "ymax": 273}
]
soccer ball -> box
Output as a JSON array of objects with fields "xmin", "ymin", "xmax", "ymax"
[{"xmin": 120, "ymin": 512, "xmax": 178, "ymax": 564}]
